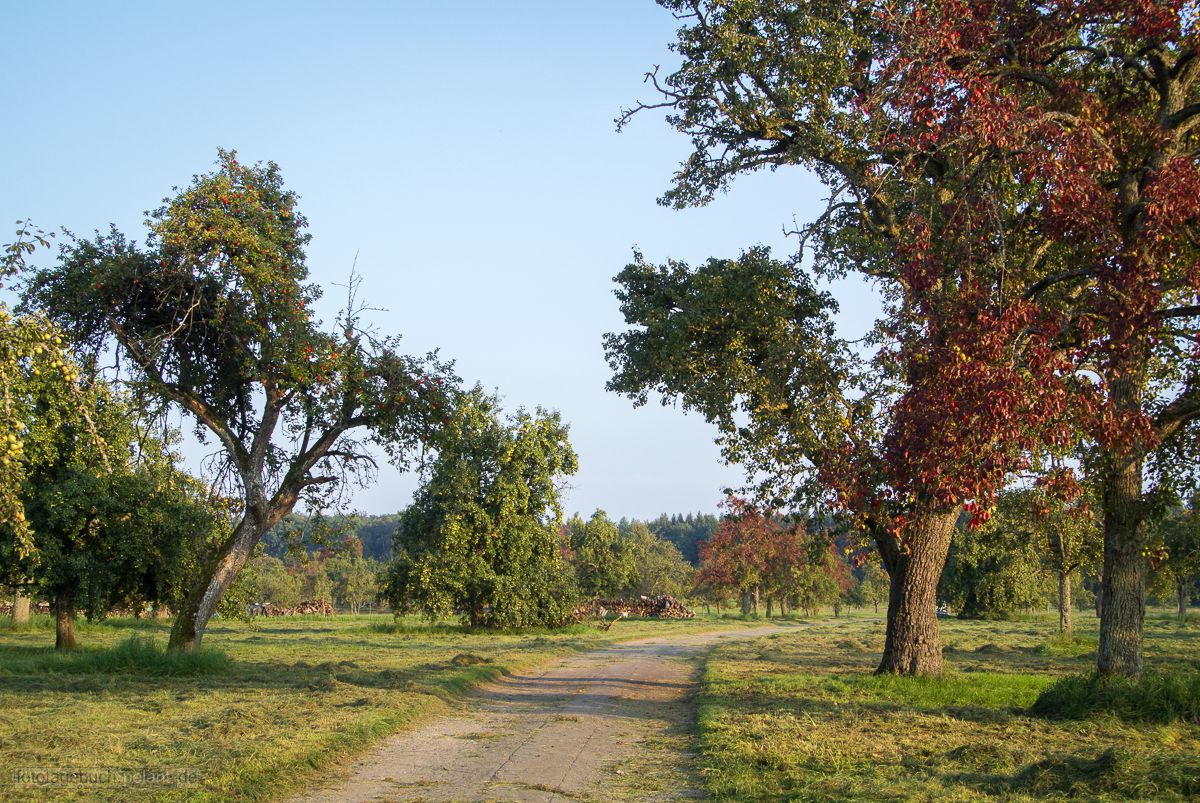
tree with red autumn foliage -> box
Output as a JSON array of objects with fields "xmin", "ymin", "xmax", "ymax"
[
  {"xmin": 884, "ymin": 0, "xmax": 1200, "ymax": 675},
  {"xmin": 697, "ymin": 498, "xmax": 810, "ymax": 616},
  {"xmin": 608, "ymin": 1, "xmax": 1081, "ymax": 674}
]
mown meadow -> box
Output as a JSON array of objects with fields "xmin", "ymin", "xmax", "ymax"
[
  {"xmin": 697, "ymin": 611, "xmax": 1200, "ymax": 801},
  {"xmin": 0, "ymin": 613, "xmax": 745, "ymax": 802}
]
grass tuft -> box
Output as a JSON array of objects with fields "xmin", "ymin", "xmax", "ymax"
[
  {"xmin": 0, "ymin": 635, "xmax": 231, "ymax": 677},
  {"xmin": 1033, "ymin": 633, "xmax": 1097, "ymax": 658},
  {"xmin": 1031, "ymin": 669, "xmax": 1200, "ymax": 723}
]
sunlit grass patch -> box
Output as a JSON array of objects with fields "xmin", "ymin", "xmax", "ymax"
[
  {"xmin": 0, "ymin": 612, "xmax": 753, "ymax": 802},
  {"xmin": 0, "ymin": 635, "xmax": 230, "ymax": 677},
  {"xmin": 1033, "ymin": 633, "xmax": 1097, "ymax": 658},
  {"xmin": 696, "ymin": 613, "xmax": 1200, "ymax": 801}
]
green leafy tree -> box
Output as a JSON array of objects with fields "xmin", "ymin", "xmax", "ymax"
[
  {"xmin": 1023, "ymin": 479, "xmax": 1103, "ymax": 636},
  {"xmin": 1151, "ymin": 502, "xmax": 1200, "ymax": 620},
  {"xmin": 1, "ymin": 222, "xmax": 62, "ymax": 572},
  {"xmin": 385, "ymin": 387, "xmax": 579, "ymax": 627},
  {"xmin": 240, "ymin": 555, "xmax": 302, "ymax": 609},
  {"xmin": 569, "ymin": 510, "xmax": 640, "ymax": 599},
  {"xmin": 22, "ymin": 150, "xmax": 455, "ymax": 651},
  {"xmin": 610, "ymin": 0, "xmax": 1082, "ymax": 678},
  {"xmin": 624, "ymin": 521, "xmax": 693, "ymax": 598},
  {"xmin": 0, "ymin": 360, "xmax": 222, "ymax": 648},
  {"xmin": 939, "ymin": 517, "xmax": 1048, "ymax": 622},
  {"xmin": 854, "ymin": 563, "xmax": 890, "ymax": 615},
  {"xmin": 334, "ymin": 557, "xmax": 379, "ymax": 614},
  {"xmin": 792, "ymin": 562, "xmax": 841, "ymax": 618}
]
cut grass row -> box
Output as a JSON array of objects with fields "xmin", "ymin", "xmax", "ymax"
[
  {"xmin": 695, "ymin": 612, "xmax": 1200, "ymax": 801},
  {"xmin": 0, "ymin": 612, "xmax": 755, "ymax": 802}
]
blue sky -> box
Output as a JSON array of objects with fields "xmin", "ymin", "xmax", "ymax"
[{"xmin": 3, "ymin": 2, "xmax": 873, "ymax": 520}]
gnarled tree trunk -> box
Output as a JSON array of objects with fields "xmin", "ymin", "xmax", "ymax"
[
  {"xmin": 876, "ymin": 509, "xmax": 958, "ymax": 676},
  {"xmin": 54, "ymin": 588, "xmax": 76, "ymax": 650},
  {"xmin": 169, "ymin": 508, "xmax": 269, "ymax": 652}
]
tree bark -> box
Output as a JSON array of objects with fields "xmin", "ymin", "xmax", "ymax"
[
  {"xmin": 875, "ymin": 509, "xmax": 958, "ymax": 676},
  {"xmin": 169, "ymin": 511, "xmax": 267, "ymax": 652},
  {"xmin": 1097, "ymin": 447, "xmax": 1146, "ymax": 676},
  {"xmin": 740, "ymin": 590, "xmax": 751, "ymax": 615},
  {"xmin": 752, "ymin": 585, "xmax": 760, "ymax": 616},
  {"xmin": 12, "ymin": 591, "xmax": 30, "ymax": 625},
  {"xmin": 54, "ymin": 588, "xmax": 77, "ymax": 650},
  {"xmin": 766, "ymin": 596, "xmax": 774, "ymax": 618},
  {"xmin": 1178, "ymin": 578, "xmax": 1188, "ymax": 620},
  {"xmin": 1058, "ymin": 570, "xmax": 1072, "ymax": 635}
]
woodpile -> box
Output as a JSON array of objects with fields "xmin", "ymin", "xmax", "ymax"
[
  {"xmin": 0, "ymin": 600, "xmax": 51, "ymax": 615},
  {"xmin": 247, "ymin": 600, "xmax": 334, "ymax": 617},
  {"xmin": 574, "ymin": 595, "xmax": 694, "ymax": 621}
]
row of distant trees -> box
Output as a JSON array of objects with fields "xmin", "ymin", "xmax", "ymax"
[{"xmin": 941, "ymin": 489, "xmax": 1200, "ymax": 633}]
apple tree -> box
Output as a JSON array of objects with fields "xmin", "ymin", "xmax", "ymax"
[{"xmin": 22, "ymin": 150, "xmax": 456, "ymax": 650}]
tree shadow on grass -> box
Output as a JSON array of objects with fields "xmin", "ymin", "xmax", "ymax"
[{"xmin": 946, "ymin": 748, "xmax": 1200, "ymax": 799}]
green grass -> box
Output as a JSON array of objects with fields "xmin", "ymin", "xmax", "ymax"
[
  {"xmin": 1032, "ymin": 669, "xmax": 1200, "ymax": 723},
  {"xmin": 0, "ymin": 611, "xmax": 753, "ymax": 802},
  {"xmin": 696, "ymin": 612, "xmax": 1200, "ymax": 801},
  {"xmin": 0, "ymin": 635, "xmax": 231, "ymax": 677}
]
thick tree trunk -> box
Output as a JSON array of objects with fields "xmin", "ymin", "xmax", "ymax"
[
  {"xmin": 1058, "ymin": 570, "xmax": 1072, "ymax": 636},
  {"xmin": 1097, "ymin": 449, "xmax": 1146, "ymax": 676},
  {"xmin": 766, "ymin": 596, "xmax": 774, "ymax": 618},
  {"xmin": 752, "ymin": 585, "xmax": 760, "ymax": 616},
  {"xmin": 12, "ymin": 591, "xmax": 30, "ymax": 625},
  {"xmin": 169, "ymin": 513, "xmax": 265, "ymax": 652},
  {"xmin": 780, "ymin": 596, "xmax": 789, "ymax": 617},
  {"xmin": 1178, "ymin": 578, "xmax": 1188, "ymax": 620},
  {"xmin": 54, "ymin": 588, "xmax": 77, "ymax": 650},
  {"xmin": 876, "ymin": 509, "xmax": 958, "ymax": 676},
  {"xmin": 740, "ymin": 590, "xmax": 751, "ymax": 616}
]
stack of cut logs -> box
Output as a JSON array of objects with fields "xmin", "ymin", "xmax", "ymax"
[
  {"xmin": 247, "ymin": 600, "xmax": 334, "ymax": 617},
  {"xmin": 574, "ymin": 595, "xmax": 694, "ymax": 621},
  {"xmin": 0, "ymin": 600, "xmax": 51, "ymax": 615}
]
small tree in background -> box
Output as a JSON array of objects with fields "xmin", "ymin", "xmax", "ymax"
[
  {"xmin": 385, "ymin": 387, "xmax": 578, "ymax": 627},
  {"xmin": 624, "ymin": 521, "xmax": 693, "ymax": 599},
  {"xmin": 940, "ymin": 517, "xmax": 1048, "ymax": 623},
  {"xmin": 696, "ymin": 498, "xmax": 808, "ymax": 616},
  {"xmin": 1151, "ymin": 501, "xmax": 1200, "ymax": 620},
  {"xmin": 569, "ymin": 510, "xmax": 639, "ymax": 599},
  {"xmin": 855, "ymin": 564, "xmax": 891, "ymax": 615}
]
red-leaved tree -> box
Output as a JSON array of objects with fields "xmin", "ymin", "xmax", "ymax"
[{"xmin": 887, "ymin": 0, "xmax": 1200, "ymax": 675}]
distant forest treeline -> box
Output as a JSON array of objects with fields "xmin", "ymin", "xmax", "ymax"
[{"xmin": 263, "ymin": 511, "xmax": 719, "ymax": 566}]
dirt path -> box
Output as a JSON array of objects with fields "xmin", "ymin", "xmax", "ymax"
[{"xmin": 293, "ymin": 625, "xmax": 789, "ymax": 803}]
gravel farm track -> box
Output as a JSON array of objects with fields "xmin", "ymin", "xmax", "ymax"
[{"xmin": 293, "ymin": 625, "xmax": 792, "ymax": 802}]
